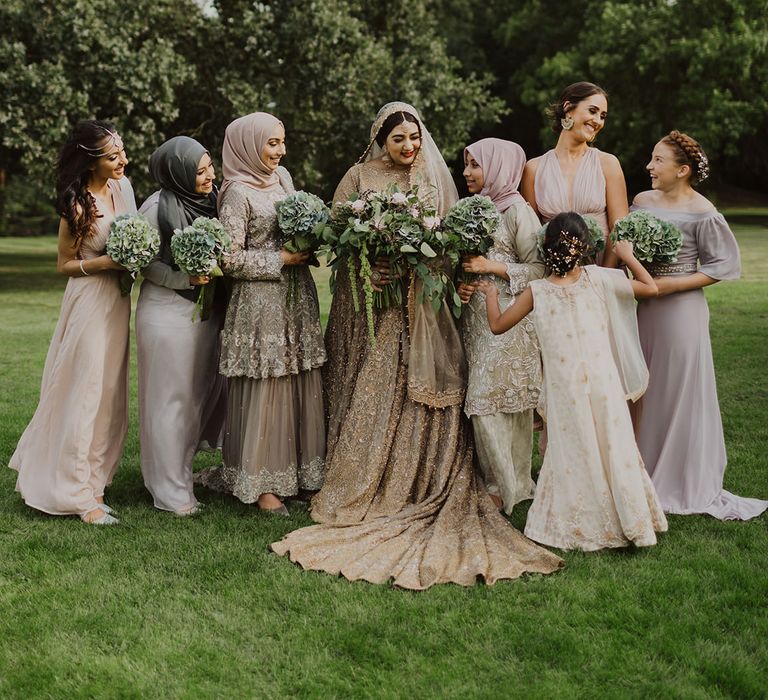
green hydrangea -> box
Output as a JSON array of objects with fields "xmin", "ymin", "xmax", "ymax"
[
  {"xmin": 612, "ymin": 211, "xmax": 683, "ymax": 263},
  {"xmin": 170, "ymin": 216, "xmax": 231, "ymax": 276},
  {"xmin": 106, "ymin": 214, "xmax": 160, "ymax": 273},
  {"xmin": 276, "ymin": 190, "xmax": 330, "ymax": 252},
  {"xmin": 442, "ymin": 195, "xmax": 500, "ymax": 258}
]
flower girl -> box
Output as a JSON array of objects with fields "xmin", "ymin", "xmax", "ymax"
[{"xmin": 476, "ymin": 212, "xmax": 667, "ymax": 550}]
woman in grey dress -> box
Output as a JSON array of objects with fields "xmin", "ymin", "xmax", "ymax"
[
  {"xmin": 195, "ymin": 112, "xmax": 327, "ymax": 515},
  {"xmin": 457, "ymin": 138, "xmax": 544, "ymax": 512},
  {"xmin": 633, "ymin": 130, "xmax": 767, "ymax": 520},
  {"xmin": 136, "ymin": 136, "xmax": 227, "ymax": 515}
]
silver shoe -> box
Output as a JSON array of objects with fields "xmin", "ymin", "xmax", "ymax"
[
  {"xmin": 261, "ymin": 503, "xmax": 290, "ymax": 518},
  {"xmin": 82, "ymin": 511, "xmax": 119, "ymax": 525}
]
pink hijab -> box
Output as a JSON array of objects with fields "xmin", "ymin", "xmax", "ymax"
[
  {"xmin": 220, "ymin": 112, "xmax": 284, "ymax": 198},
  {"xmin": 465, "ymin": 138, "xmax": 527, "ymax": 212}
]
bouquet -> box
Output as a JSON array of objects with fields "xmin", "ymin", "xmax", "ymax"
[
  {"xmin": 327, "ymin": 184, "xmax": 452, "ymax": 344},
  {"xmin": 611, "ymin": 211, "xmax": 683, "ymax": 264},
  {"xmin": 441, "ymin": 195, "xmax": 500, "ymax": 283},
  {"xmin": 275, "ymin": 190, "xmax": 330, "ymax": 305},
  {"xmin": 106, "ymin": 214, "xmax": 160, "ymax": 296},
  {"xmin": 170, "ymin": 216, "xmax": 231, "ymax": 320}
]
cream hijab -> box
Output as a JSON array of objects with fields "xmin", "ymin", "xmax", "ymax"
[
  {"xmin": 465, "ymin": 138, "xmax": 527, "ymax": 212},
  {"xmin": 220, "ymin": 112, "xmax": 284, "ymax": 199}
]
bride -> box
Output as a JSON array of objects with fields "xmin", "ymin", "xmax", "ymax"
[{"xmin": 271, "ymin": 102, "xmax": 563, "ymax": 589}]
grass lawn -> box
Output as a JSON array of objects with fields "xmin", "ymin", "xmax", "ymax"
[{"xmin": 0, "ymin": 217, "xmax": 766, "ymax": 698}]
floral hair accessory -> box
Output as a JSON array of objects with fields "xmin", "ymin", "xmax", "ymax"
[
  {"xmin": 544, "ymin": 229, "xmax": 591, "ymax": 277},
  {"xmin": 695, "ymin": 152, "xmax": 710, "ymax": 183}
]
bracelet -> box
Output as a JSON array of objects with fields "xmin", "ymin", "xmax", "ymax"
[{"xmin": 79, "ymin": 259, "xmax": 89, "ymax": 276}]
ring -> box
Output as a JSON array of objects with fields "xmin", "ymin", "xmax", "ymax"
[{"xmin": 370, "ymin": 270, "xmax": 382, "ymax": 284}]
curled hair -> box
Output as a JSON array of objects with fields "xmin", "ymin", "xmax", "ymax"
[
  {"xmin": 542, "ymin": 212, "xmax": 593, "ymax": 277},
  {"xmin": 546, "ymin": 81, "xmax": 608, "ymax": 133},
  {"xmin": 660, "ymin": 130, "xmax": 709, "ymax": 184},
  {"xmin": 375, "ymin": 111, "xmax": 421, "ymax": 148},
  {"xmin": 55, "ymin": 119, "xmax": 118, "ymax": 248}
]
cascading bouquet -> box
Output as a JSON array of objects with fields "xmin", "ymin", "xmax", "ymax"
[
  {"xmin": 106, "ymin": 214, "xmax": 161, "ymax": 296},
  {"xmin": 170, "ymin": 216, "xmax": 231, "ymax": 320},
  {"xmin": 611, "ymin": 210, "xmax": 683, "ymax": 264},
  {"xmin": 535, "ymin": 214, "xmax": 606, "ymax": 266},
  {"xmin": 441, "ymin": 195, "xmax": 500, "ymax": 288},
  {"xmin": 275, "ymin": 190, "xmax": 330, "ymax": 306},
  {"xmin": 325, "ymin": 184, "xmax": 449, "ymax": 345}
]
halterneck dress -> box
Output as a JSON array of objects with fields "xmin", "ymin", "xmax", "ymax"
[
  {"xmin": 524, "ymin": 266, "xmax": 668, "ymax": 550},
  {"xmin": 534, "ymin": 147, "xmax": 609, "ymax": 237},
  {"xmin": 634, "ymin": 205, "xmax": 767, "ymax": 520},
  {"xmin": 10, "ymin": 177, "xmax": 136, "ymax": 516},
  {"xmin": 270, "ymin": 160, "xmax": 564, "ymax": 589},
  {"xmin": 461, "ymin": 202, "xmax": 544, "ymax": 511}
]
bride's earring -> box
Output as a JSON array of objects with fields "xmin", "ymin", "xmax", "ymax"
[{"xmin": 560, "ymin": 116, "xmax": 574, "ymax": 131}]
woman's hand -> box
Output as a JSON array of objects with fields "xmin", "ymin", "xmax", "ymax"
[
  {"xmin": 457, "ymin": 281, "xmax": 477, "ymax": 304},
  {"xmin": 462, "ymin": 255, "xmax": 490, "ymax": 275},
  {"xmin": 281, "ymin": 249, "xmax": 311, "ymax": 266},
  {"xmin": 475, "ymin": 279, "xmax": 498, "ymax": 297},
  {"xmin": 98, "ymin": 255, "xmax": 125, "ymax": 271},
  {"xmin": 189, "ymin": 275, "xmax": 210, "ymax": 286},
  {"xmin": 369, "ymin": 258, "xmax": 397, "ymax": 292}
]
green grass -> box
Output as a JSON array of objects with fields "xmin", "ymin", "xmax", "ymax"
[{"xmin": 1, "ymin": 225, "xmax": 767, "ymax": 698}]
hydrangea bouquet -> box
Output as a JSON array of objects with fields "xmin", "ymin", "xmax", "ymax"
[
  {"xmin": 275, "ymin": 191, "xmax": 330, "ymax": 305},
  {"xmin": 106, "ymin": 214, "xmax": 161, "ymax": 296},
  {"xmin": 327, "ymin": 184, "xmax": 450, "ymax": 344},
  {"xmin": 611, "ymin": 211, "xmax": 683, "ymax": 264},
  {"xmin": 441, "ymin": 195, "xmax": 500, "ymax": 285},
  {"xmin": 170, "ymin": 216, "xmax": 231, "ymax": 320}
]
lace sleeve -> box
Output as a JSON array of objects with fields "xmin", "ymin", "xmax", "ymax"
[
  {"xmin": 219, "ymin": 185, "xmax": 283, "ymax": 281},
  {"xmin": 506, "ymin": 205, "xmax": 544, "ymax": 295},
  {"xmin": 332, "ymin": 165, "xmax": 361, "ymax": 204}
]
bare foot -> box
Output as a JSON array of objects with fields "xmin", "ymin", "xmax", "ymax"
[
  {"xmin": 81, "ymin": 508, "xmax": 107, "ymax": 523},
  {"xmin": 489, "ymin": 494, "xmax": 504, "ymax": 510},
  {"xmin": 257, "ymin": 493, "xmax": 284, "ymax": 511}
]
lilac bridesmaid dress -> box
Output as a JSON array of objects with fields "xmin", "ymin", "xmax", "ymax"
[{"xmin": 634, "ymin": 205, "xmax": 767, "ymax": 520}]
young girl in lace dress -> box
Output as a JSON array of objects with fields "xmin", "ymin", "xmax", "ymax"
[{"xmin": 476, "ymin": 212, "xmax": 667, "ymax": 551}]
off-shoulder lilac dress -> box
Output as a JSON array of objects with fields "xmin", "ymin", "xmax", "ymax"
[{"xmin": 634, "ymin": 205, "xmax": 767, "ymax": 520}]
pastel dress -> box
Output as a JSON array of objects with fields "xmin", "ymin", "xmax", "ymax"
[
  {"xmin": 270, "ymin": 160, "xmax": 564, "ymax": 589},
  {"xmin": 194, "ymin": 172, "xmax": 328, "ymax": 500},
  {"xmin": 534, "ymin": 147, "xmax": 609, "ymax": 238},
  {"xmin": 634, "ymin": 205, "xmax": 767, "ymax": 520},
  {"xmin": 9, "ymin": 178, "xmax": 137, "ymax": 516},
  {"xmin": 461, "ymin": 201, "xmax": 544, "ymax": 512},
  {"xmin": 135, "ymin": 191, "xmax": 227, "ymax": 512},
  {"xmin": 524, "ymin": 266, "xmax": 668, "ymax": 551}
]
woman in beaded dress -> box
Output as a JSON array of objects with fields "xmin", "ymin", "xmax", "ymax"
[
  {"xmin": 136, "ymin": 136, "xmax": 227, "ymax": 516},
  {"xmin": 10, "ymin": 121, "xmax": 136, "ymax": 524},
  {"xmin": 634, "ymin": 131, "xmax": 767, "ymax": 520},
  {"xmin": 521, "ymin": 82, "xmax": 629, "ymax": 267},
  {"xmin": 271, "ymin": 103, "xmax": 563, "ymax": 589},
  {"xmin": 194, "ymin": 113, "xmax": 327, "ymax": 515},
  {"xmin": 457, "ymin": 139, "xmax": 544, "ymax": 512}
]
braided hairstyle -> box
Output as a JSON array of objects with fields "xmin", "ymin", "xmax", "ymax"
[
  {"xmin": 546, "ymin": 82, "xmax": 608, "ymax": 133},
  {"xmin": 542, "ymin": 212, "xmax": 594, "ymax": 277},
  {"xmin": 660, "ymin": 130, "xmax": 710, "ymax": 185},
  {"xmin": 55, "ymin": 120, "xmax": 118, "ymax": 249}
]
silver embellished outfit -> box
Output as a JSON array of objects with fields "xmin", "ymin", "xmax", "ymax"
[
  {"xmin": 196, "ymin": 176, "xmax": 327, "ymax": 500},
  {"xmin": 462, "ymin": 202, "xmax": 544, "ymax": 512}
]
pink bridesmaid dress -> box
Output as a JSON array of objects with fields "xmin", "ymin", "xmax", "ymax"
[{"xmin": 9, "ymin": 178, "xmax": 136, "ymax": 517}]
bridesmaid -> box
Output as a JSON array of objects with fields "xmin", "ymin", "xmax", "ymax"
[
  {"xmin": 633, "ymin": 130, "xmax": 767, "ymax": 520},
  {"xmin": 457, "ymin": 139, "xmax": 544, "ymax": 512},
  {"xmin": 521, "ymin": 81, "xmax": 628, "ymax": 266},
  {"xmin": 9, "ymin": 120, "xmax": 136, "ymax": 524},
  {"xmin": 136, "ymin": 136, "xmax": 227, "ymax": 516},
  {"xmin": 195, "ymin": 112, "xmax": 327, "ymax": 515}
]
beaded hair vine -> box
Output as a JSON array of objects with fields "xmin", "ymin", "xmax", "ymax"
[
  {"xmin": 545, "ymin": 229, "xmax": 591, "ymax": 277},
  {"xmin": 77, "ymin": 128, "xmax": 123, "ymax": 157},
  {"xmin": 694, "ymin": 152, "xmax": 710, "ymax": 183}
]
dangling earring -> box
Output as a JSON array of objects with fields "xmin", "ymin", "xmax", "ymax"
[{"xmin": 560, "ymin": 116, "xmax": 574, "ymax": 131}]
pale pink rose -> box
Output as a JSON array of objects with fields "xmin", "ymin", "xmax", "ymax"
[
  {"xmin": 423, "ymin": 215, "xmax": 441, "ymax": 230},
  {"xmin": 350, "ymin": 199, "xmax": 365, "ymax": 214},
  {"xmin": 390, "ymin": 192, "xmax": 407, "ymax": 205},
  {"xmin": 409, "ymin": 206, "xmax": 420, "ymax": 218}
]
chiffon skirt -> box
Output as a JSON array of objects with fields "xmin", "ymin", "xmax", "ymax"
[
  {"xmin": 10, "ymin": 274, "xmax": 130, "ymax": 516},
  {"xmin": 195, "ymin": 369, "xmax": 326, "ymax": 501},
  {"xmin": 637, "ymin": 289, "xmax": 767, "ymax": 520},
  {"xmin": 136, "ymin": 281, "xmax": 227, "ymax": 512}
]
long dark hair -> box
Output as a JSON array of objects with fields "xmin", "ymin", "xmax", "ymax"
[
  {"xmin": 55, "ymin": 120, "xmax": 118, "ymax": 248},
  {"xmin": 375, "ymin": 111, "xmax": 421, "ymax": 147}
]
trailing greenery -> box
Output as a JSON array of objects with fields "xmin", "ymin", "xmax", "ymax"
[{"xmin": 0, "ymin": 219, "xmax": 766, "ymax": 697}]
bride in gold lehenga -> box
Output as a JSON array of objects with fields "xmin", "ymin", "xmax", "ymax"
[{"xmin": 271, "ymin": 102, "xmax": 563, "ymax": 589}]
